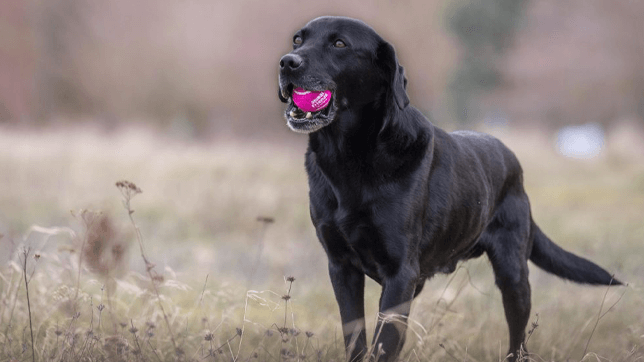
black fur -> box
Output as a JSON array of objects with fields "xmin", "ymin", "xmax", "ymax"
[{"xmin": 278, "ymin": 16, "xmax": 621, "ymax": 362}]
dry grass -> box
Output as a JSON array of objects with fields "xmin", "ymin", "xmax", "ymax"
[{"xmin": 0, "ymin": 125, "xmax": 643, "ymax": 361}]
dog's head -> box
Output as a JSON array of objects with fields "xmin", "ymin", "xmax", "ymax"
[{"xmin": 278, "ymin": 16, "xmax": 409, "ymax": 134}]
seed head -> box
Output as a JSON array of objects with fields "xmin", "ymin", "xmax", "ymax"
[
  {"xmin": 278, "ymin": 327, "xmax": 289, "ymax": 334},
  {"xmin": 116, "ymin": 180, "xmax": 142, "ymax": 194},
  {"xmin": 116, "ymin": 180, "xmax": 142, "ymax": 203},
  {"xmin": 256, "ymin": 216, "xmax": 275, "ymax": 224}
]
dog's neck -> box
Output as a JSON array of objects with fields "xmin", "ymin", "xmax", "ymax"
[
  {"xmin": 307, "ymin": 104, "xmax": 433, "ymax": 176},
  {"xmin": 309, "ymin": 105, "xmax": 384, "ymax": 156}
]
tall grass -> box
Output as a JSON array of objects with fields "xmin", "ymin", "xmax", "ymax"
[
  {"xmin": 1, "ymin": 184, "xmax": 328, "ymax": 361},
  {"xmin": 0, "ymin": 126, "xmax": 642, "ymax": 361}
]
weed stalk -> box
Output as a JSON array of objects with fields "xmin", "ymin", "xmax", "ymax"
[
  {"xmin": 20, "ymin": 247, "xmax": 36, "ymax": 362},
  {"xmin": 116, "ymin": 180, "xmax": 180, "ymax": 356},
  {"xmin": 581, "ymin": 276, "xmax": 626, "ymax": 359}
]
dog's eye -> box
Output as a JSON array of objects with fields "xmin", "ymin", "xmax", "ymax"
[
  {"xmin": 293, "ymin": 36, "xmax": 302, "ymax": 45},
  {"xmin": 334, "ymin": 40, "xmax": 346, "ymax": 48}
]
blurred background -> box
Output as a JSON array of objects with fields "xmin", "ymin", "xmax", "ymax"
[
  {"xmin": 1, "ymin": 1, "xmax": 644, "ymax": 360},
  {"xmin": 2, "ymin": 0, "xmax": 643, "ymax": 136}
]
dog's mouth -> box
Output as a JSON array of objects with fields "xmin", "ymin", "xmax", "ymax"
[{"xmin": 281, "ymin": 84, "xmax": 336, "ymax": 134}]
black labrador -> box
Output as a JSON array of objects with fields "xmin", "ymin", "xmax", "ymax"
[{"xmin": 278, "ymin": 16, "xmax": 621, "ymax": 362}]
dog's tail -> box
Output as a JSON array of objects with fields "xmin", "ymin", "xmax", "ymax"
[{"xmin": 529, "ymin": 221, "xmax": 622, "ymax": 285}]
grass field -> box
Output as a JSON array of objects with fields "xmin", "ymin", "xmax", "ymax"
[{"xmin": 0, "ymin": 125, "xmax": 642, "ymax": 361}]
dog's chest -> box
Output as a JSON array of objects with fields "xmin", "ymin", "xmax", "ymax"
[
  {"xmin": 324, "ymin": 216, "xmax": 388, "ymax": 283},
  {"xmin": 308, "ymin": 151, "xmax": 412, "ymax": 280},
  {"xmin": 314, "ymin": 196, "xmax": 400, "ymax": 283}
]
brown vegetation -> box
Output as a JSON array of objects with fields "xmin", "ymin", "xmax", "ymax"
[{"xmin": 0, "ymin": 127, "xmax": 642, "ymax": 361}]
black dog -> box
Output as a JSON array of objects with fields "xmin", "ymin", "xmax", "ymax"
[{"xmin": 278, "ymin": 16, "xmax": 621, "ymax": 362}]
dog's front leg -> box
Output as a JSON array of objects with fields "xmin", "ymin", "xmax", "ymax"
[
  {"xmin": 329, "ymin": 261, "xmax": 367, "ymax": 362},
  {"xmin": 373, "ymin": 266, "xmax": 418, "ymax": 361}
]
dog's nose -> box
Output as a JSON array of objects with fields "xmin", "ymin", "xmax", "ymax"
[{"xmin": 279, "ymin": 54, "xmax": 303, "ymax": 71}]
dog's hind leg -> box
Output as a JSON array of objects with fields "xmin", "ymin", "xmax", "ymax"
[
  {"xmin": 483, "ymin": 193, "xmax": 533, "ymax": 361},
  {"xmin": 489, "ymin": 251, "xmax": 531, "ymax": 361}
]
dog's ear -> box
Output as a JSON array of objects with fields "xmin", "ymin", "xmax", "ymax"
[
  {"xmin": 278, "ymin": 87, "xmax": 288, "ymax": 103},
  {"xmin": 377, "ymin": 41, "xmax": 409, "ymax": 110}
]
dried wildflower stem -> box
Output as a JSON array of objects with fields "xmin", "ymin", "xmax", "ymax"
[
  {"xmin": 236, "ymin": 290, "xmax": 253, "ymax": 360},
  {"xmin": 523, "ymin": 314, "xmax": 539, "ymax": 350},
  {"xmin": 279, "ymin": 276, "xmax": 302, "ymax": 356},
  {"xmin": 438, "ymin": 343, "xmax": 459, "ymax": 362},
  {"xmin": 97, "ymin": 287, "xmax": 105, "ymax": 332},
  {"xmin": 581, "ymin": 276, "xmax": 625, "ymax": 359},
  {"xmin": 213, "ymin": 330, "xmax": 242, "ymax": 356},
  {"xmin": 116, "ymin": 181, "xmax": 179, "ymax": 354},
  {"xmin": 147, "ymin": 339, "xmax": 163, "ymax": 362},
  {"xmin": 130, "ymin": 319, "xmax": 143, "ymax": 360},
  {"xmin": 78, "ymin": 298, "xmax": 96, "ymax": 359},
  {"xmin": 21, "ymin": 247, "xmax": 36, "ymax": 362},
  {"xmin": 283, "ymin": 277, "xmax": 294, "ymax": 330},
  {"xmin": 199, "ymin": 274, "xmax": 209, "ymax": 305}
]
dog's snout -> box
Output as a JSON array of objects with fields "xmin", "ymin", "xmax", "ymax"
[{"xmin": 279, "ymin": 54, "xmax": 303, "ymax": 72}]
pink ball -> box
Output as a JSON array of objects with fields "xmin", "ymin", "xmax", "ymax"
[{"xmin": 292, "ymin": 87, "xmax": 332, "ymax": 112}]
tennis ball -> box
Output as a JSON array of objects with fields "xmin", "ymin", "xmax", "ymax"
[{"xmin": 292, "ymin": 87, "xmax": 332, "ymax": 112}]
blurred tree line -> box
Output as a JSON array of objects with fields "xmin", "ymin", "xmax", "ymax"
[
  {"xmin": 448, "ymin": 0, "xmax": 644, "ymax": 128},
  {"xmin": 448, "ymin": 0, "xmax": 528, "ymax": 124},
  {"xmin": 1, "ymin": 0, "xmax": 642, "ymax": 136}
]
